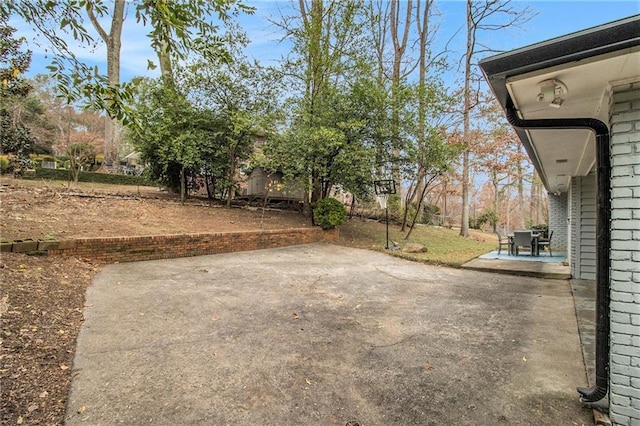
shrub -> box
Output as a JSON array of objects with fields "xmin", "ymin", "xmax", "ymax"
[
  {"xmin": 24, "ymin": 168, "xmax": 156, "ymax": 186},
  {"xmin": 0, "ymin": 156, "xmax": 9, "ymax": 174},
  {"xmin": 313, "ymin": 197, "xmax": 347, "ymax": 230},
  {"xmin": 475, "ymin": 209, "xmax": 498, "ymax": 229},
  {"xmin": 421, "ymin": 204, "xmax": 441, "ymax": 225}
]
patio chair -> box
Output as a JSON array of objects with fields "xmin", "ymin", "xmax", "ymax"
[
  {"xmin": 513, "ymin": 230, "xmax": 533, "ymax": 256},
  {"xmin": 496, "ymin": 232, "xmax": 512, "ymax": 255},
  {"xmin": 536, "ymin": 230, "xmax": 554, "ymax": 256}
]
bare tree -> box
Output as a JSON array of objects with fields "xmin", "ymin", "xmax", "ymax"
[{"xmin": 458, "ymin": 0, "xmax": 533, "ymax": 237}]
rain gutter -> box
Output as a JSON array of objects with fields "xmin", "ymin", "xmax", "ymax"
[{"xmin": 505, "ymin": 98, "xmax": 610, "ymax": 403}]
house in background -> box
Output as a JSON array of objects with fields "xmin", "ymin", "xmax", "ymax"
[
  {"xmin": 480, "ymin": 15, "xmax": 639, "ymax": 425},
  {"xmin": 243, "ymin": 167, "xmax": 306, "ymax": 201},
  {"xmin": 241, "ymin": 134, "xmax": 306, "ymax": 202}
]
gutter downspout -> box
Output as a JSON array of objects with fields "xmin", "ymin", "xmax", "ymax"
[{"xmin": 505, "ymin": 98, "xmax": 610, "ymax": 403}]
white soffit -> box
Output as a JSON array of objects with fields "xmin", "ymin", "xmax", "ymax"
[{"xmin": 504, "ymin": 47, "xmax": 640, "ymax": 193}]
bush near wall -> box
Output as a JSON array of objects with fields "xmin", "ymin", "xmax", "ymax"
[{"xmin": 24, "ymin": 168, "xmax": 156, "ymax": 186}]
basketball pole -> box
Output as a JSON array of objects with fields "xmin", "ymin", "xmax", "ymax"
[
  {"xmin": 374, "ymin": 179, "xmax": 395, "ymax": 251},
  {"xmin": 385, "ymin": 205, "xmax": 389, "ymax": 249}
]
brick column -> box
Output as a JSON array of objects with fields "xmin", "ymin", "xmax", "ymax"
[
  {"xmin": 608, "ymin": 82, "xmax": 640, "ymax": 426},
  {"xmin": 547, "ymin": 191, "xmax": 568, "ymax": 253}
]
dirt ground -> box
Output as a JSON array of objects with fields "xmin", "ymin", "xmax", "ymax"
[
  {"xmin": 0, "ymin": 177, "xmax": 311, "ymax": 241},
  {"xmin": 0, "ymin": 177, "xmax": 311, "ymax": 425}
]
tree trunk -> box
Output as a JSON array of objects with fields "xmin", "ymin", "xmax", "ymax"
[
  {"xmin": 516, "ymin": 145, "xmax": 524, "ymax": 228},
  {"xmin": 492, "ymin": 170, "xmax": 499, "ymax": 233},
  {"xmin": 180, "ymin": 167, "xmax": 186, "ymax": 204},
  {"xmin": 205, "ymin": 174, "xmax": 215, "ymax": 200},
  {"xmin": 442, "ymin": 179, "xmax": 448, "ymax": 227},
  {"xmin": 459, "ymin": 0, "xmax": 473, "ymax": 238},
  {"xmin": 227, "ymin": 152, "xmax": 235, "ymax": 208},
  {"xmin": 505, "ymin": 177, "xmax": 511, "ymax": 234},
  {"xmin": 390, "ymin": 0, "xmax": 412, "ymax": 192},
  {"xmin": 414, "ymin": 0, "xmax": 433, "ymax": 226},
  {"xmin": 87, "ymin": 0, "xmax": 125, "ymax": 166},
  {"xmin": 405, "ymin": 173, "xmax": 433, "ymax": 239},
  {"xmin": 157, "ymin": 38, "xmax": 175, "ymax": 85}
]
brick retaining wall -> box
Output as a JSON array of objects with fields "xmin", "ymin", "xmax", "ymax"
[{"xmin": 3, "ymin": 228, "xmax": 337, "ymax": 263}]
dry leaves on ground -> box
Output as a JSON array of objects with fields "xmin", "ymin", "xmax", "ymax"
[{"xmin": 1, "ymin": 254, "xmax": 98, "ymax": 425}]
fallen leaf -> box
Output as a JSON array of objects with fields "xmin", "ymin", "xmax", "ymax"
[
  {"xmin": 60, "ymin": 365, "xmax": 69, "ymax": 370},
  {"xmin": 17, "ymin": 415, "xmax": 23, "ymax": 424},
  {"xmin": 0, "ymin": 295, "xmax": 8, "ymax": 316},
  {"xmin": 77, "ymin": 406, "xmax": 86, "ymax": 414},
  {"xmin": 522, "ymin": 356, "xmax": 527, "ymax": 362}
]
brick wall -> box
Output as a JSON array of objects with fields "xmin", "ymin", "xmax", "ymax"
[
  {"xmin": 547, "ymin": 191, "xmax": 568, "ymax": 252},
  {"xmin": 608, "ymin": 82, "xmax": 640, "ymax": 426},
  {"xmin": 45, "ymin": 228, "xmax": 338, "ymax": 264}
]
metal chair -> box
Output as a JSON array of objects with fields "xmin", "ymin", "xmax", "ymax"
[
  {"xmin": 536, "ymin": 230, "xmax": 554, "ymax": 256},
  {"xmin": 497, "ymin": 232, "xmax": 512, "ymax": 255},
  {"xmin": 513, "ymin": 230, "xmax": 533, "ymax": 256}
]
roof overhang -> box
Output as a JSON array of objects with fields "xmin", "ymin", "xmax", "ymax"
[{"xmin": 480, "ymin": 15, "xmax": 640, "ymax": 193}]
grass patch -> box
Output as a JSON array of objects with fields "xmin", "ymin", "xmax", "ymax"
[{"xmin": 336, "ymin": 219, "xmax": 496, "ymax": 267}]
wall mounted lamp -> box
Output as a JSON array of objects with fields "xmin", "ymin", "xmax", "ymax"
[{"xmin": 537, "ymin": 78, "xmax": 568, "ymax": 108}]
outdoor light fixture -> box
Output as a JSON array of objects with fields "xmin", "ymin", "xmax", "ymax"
[{"xmin": 537, "ymin": 78, "xmax": 568, "ymax": 108}]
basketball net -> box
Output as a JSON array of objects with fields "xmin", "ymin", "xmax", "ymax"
[{"xmin": 376, "ymin": 193, "xmax": 389, "ymax": 209}]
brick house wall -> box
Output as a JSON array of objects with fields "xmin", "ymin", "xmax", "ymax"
[
  {"xmin": 608, "ymin": 82, "xmax": 640, "ymax": 425},
  {"xmin": 547, "ymin": 191, "xmax": 568, "ymax": 253}
]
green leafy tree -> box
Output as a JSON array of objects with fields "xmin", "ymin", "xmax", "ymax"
[
  {"xmin": 180, "ymin": 56, "xmax": 281, "ymax": 207},
  {"xmin": 129, "ymin": 78, "xmax": 208, "ymax": 203},
  {"xmin": 402, "ymin": 127, "xmax": 459, "ymax": 239},
  {"xmin": 1, "ymin": 0, "xmax": 254, "ymax": 163},
  {"xmin": 0, "ymin": 18, "xmax": 36, "ymax": 169},
  {"xmin": 274, "ymin": 0, "xmax": 370, "ymax": 216},
  {"xmin": 266, "ymin": 81, "xmax": 377, "ymax": 213}
]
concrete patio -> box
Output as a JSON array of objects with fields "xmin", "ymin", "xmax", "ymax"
[
  {"xmin": 65, "ymin": 243, "xmax": 593, "ymax": 425},
  {"xmin": 461, "ymin": 250, "xmax": 571, "ymax": 280}
]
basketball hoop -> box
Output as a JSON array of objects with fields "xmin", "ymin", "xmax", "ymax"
[
  {"xmin": 374, "ymin": 179, "xmax": 396, "ymax": 196},
  {"xmin": 376, "ymin": 193, "xmax": 389, "ymax": 209}
]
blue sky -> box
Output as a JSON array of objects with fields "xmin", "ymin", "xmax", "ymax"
[{"xmin": 11, "ymin": 0, "xmax": 640, "ymax": 88}]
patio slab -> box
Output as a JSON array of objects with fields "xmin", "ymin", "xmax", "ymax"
[
  {"xmin": 65, "ymin": 243, "xmax": 591, "ymax": 425},
  {"xmin": 461, "ymin": 251, "xmax": 571, "ymax": 280}
]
